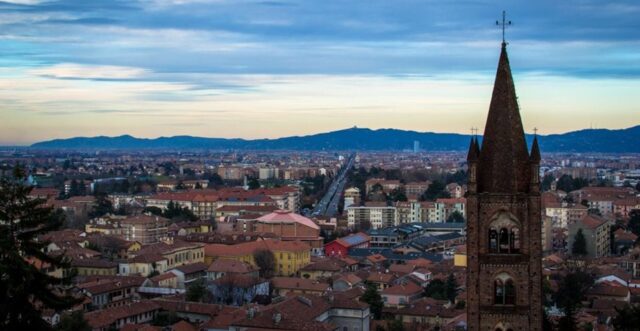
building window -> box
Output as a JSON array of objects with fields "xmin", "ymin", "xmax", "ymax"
[
  {"xmin": 488, "ymin": 212, "xmax": 521, "ymax": 254},
  {"xmin": 493, "ymin": 273, "xmax": 515, "ymax": 305}
]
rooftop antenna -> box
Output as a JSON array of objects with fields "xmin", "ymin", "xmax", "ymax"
[{"xmin": 496, "ymin": 10, "xmax": 512, "ymax": 45}]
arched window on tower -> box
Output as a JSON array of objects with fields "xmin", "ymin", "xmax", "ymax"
[
  {"xmin": 493, "ymin": 273, "xmax": 516, "ymax": 305},
  {"xmin": 488, "ymin": 211, "xmax": 521, "ymax": 254}
]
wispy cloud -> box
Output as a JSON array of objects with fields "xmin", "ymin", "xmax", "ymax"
[{"xmin": 29, "ymin": 63, "xmax": 150, "ymax": 80}]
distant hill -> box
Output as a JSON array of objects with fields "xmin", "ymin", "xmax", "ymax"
[{"xmin": 30, "ymin": 125, "xmax": 640, "ymax": 153}]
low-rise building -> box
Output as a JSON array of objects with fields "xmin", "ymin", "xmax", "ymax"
[
  {"xmin": 204, "ymin": 239, "xmax": 311, "ymax": 276},
  {"xmin": 120, "ymin": 240, "xmax": 205, "ymax": 276},
  {"xmin": 381, "ymin": 280, "xmax": 423, "ymax": 307},
  {"xmin": 85, "ymin": 300, "xmax": 160, "ymax": 331},
  {"xmin": 76, "ymin": 276, "xmax": 145, "ymax": 310},
  {"xmin": 324, "ymin": 232, "xmax": 370, "ymax": 257},
  {"xmin": 271, "ymin": 277, "xmax": 330, "ymax": 297},
  {"xmin": 71, "ymin": 258, "xmax": 119, "ymax": 277},
  {"xmin": 229, "ymin": 292, "xmax": 370, "ymax": 331}
]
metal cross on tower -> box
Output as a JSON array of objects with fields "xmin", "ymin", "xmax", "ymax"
[{"xmin": 496, "ymin": 10, "xmax": 512, "ymax": 44}]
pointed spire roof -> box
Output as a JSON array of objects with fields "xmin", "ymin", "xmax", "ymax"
[
  {"xmin": 478, "ymin": 43, "xmax": 531, "ymax": 193},
  {"xmin": 474, "ymin": 136, "xmax": 480, "ymax": 157},
  {"xmin": 466, "ymin": 137, "xmax": 478, "ymax": 161},
  {"xmin": 530, "ymin": 135, "xmax": 541, "ymax": 162}
]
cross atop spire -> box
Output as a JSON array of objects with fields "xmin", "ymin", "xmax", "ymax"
[{"xmin": 496, "ymin": 10, "xmax": 512, "ymax": 45}]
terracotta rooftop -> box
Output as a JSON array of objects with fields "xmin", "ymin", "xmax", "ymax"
[
  {"xmin": 85, "ymin": 300, "xmax": 160, "ymax": 329},
  {"xmin": 579, "ymin": 214, "xmax": 609, "ymax": 230},
  {"xmin": 207, "ymin": 258, "xmax": 258, "ymax": 274},
  {"xmin": 230, "ymin": 295, "xmax": 338, "ymax": 331},
  {"xmin": 381, "ymin": 281, "xmax": 423, "ymax": 296},
  {"xmin": 271, "ymin": 277, "xmax": 330, "ymax": 292},
  {"xmin": 171, "ymin": 262, "xmax": 208, "ymax": 275},
  {"xmin": 77, "ymin": 276, "xmax": 145, "ymax": 295}
]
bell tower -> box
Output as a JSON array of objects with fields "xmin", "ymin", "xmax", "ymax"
[{"xmin": 465, "ymin": 40, "xmax": 543, "ymax": 331}]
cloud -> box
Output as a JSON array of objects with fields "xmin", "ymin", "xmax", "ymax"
[
  {"xmin": 29, "ymin": 63, "xmax": 150, "ymax": 80},
  {"xmin": 0, "ymin": 0, "xmax": 45, "ymax": 4},
  {"xmin": 0, "ymin": 0, "xmax": 640, "ymax": 144}
]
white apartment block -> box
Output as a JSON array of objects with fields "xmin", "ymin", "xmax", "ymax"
[{"xmin": 347, "ymin": 205, "xmax": 397, "ymax": 229}]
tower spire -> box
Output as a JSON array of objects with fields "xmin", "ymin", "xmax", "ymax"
[
  {"xmin": 477, "ymin": 39, "xmax": 530, "ymax": 193},
  {"xmin": 467, "ymin": 136, "xmax": 478, "ymax": 161},
  {"xmin": 530, "ymin": 132, "xmax": 541, "ymax": 162}
]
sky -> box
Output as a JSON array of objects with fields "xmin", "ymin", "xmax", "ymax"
[{"xmin": 1, "ymin": 0, "xmax": 639, "ymax": 145}]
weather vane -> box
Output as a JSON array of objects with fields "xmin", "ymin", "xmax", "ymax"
[{"xmin": 496, "ymin": 10, "xmax": 512, "ymax": 44}]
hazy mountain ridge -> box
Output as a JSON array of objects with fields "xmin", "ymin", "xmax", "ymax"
[{"xmin": 30, "ymin": 126, "xmax": 640, "ymax": 153}]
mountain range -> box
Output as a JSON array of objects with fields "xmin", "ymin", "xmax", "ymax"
[{"xmin": 30, "ymin": 125, "xmax": 640, "ymax": 153}]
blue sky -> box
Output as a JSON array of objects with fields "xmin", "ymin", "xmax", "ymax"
[{"xmin": 1, "ymin": 0, "xmax": 639, "ymax": 145}]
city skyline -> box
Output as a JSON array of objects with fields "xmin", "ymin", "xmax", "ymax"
[{"xmin": 1, "ymin": 1, "xmax": 640, "ymax": 145}]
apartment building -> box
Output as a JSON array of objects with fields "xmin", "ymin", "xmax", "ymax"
[
  {"xmin": 346, "ymin": 204, "xmax": 397, "ymax": 229},
  {"xmin": 120, "ymin": 214, "xmax": 169, "ymax": 245},
  {"xmin": 568, "ymin": 214, "xmax": 612, "ymax": 258}
]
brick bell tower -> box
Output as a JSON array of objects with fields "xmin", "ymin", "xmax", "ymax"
[{"xmin": 465, "ymin": 41, "xmax": 543, "ymax": 331}]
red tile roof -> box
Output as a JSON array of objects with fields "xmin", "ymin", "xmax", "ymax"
[
  {"xmin": 271, "ymin": 277, "xmax": 330, "ymax": 292},
  {"xmin": 381, "ymin": 281, "xmax": 422, "ymax": 296},
  {"xmin": 85, "ymin": 300, "xmax": 160, "ymax": 329}
]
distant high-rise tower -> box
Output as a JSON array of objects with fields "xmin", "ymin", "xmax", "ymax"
[
  {"xmin": 413, "ymin": 140, "xmax": 420, "ymax": 153},
  {"xmin": 465, "ymin": 41, "xmax": 543, "ymax": 331}
]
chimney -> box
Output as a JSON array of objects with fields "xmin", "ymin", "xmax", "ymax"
[{"xmin": 273, "ymin": 312, "xmax": 282, "ymax": 325}]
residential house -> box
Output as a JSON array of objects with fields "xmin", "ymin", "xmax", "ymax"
[{"xmin": 270, "ymin": 277, "xmax": 330, "ymax": 297}]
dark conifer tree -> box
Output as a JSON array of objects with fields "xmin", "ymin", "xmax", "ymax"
[{"xmin": 0, "ymin": 167, "xmax": 79, "ymax": 330}]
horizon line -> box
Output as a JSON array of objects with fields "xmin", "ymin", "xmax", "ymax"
[{"xmin": 3, "ymin": 123, "xmax": 636, "ymax": 148}]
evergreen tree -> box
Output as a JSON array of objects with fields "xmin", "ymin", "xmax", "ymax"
[
  {"xmin": 628, "ymin": 209, "xmax": 640, "ymax": 236},
  {"xmin": 386, "ymin": 319, "xmax": 405, "ymax": 331},
  {"xmin": 186, "ymin": 278, "xmax": 208, "ymax": 302},
  {"xmin": 420, "ymin": 180, "xmax": 450, "ymax": 201},
  {"xmin": 557, "ymin": 306, "xmax": 577, "ymax": 331},
  {"xmin": 541, "ymin": 174, "xmax": 555, "ymax": 191},
  {"xmin": 0, "ymin": 167, "xmax": 79, "ymax": 330},
  {"xmin": 248, "ymin": 178, "xmax": 260, "ymax": 190},
  {"xmin": 253, "ymin": 249, "xmax": 276, "ymax": 279},
  {"xmin": 556, "ymin": 175, "xmax": 575, "ymax": 192},
  {"xmin": 572, "ymin": 229, "xmax": 588, "ymax": 256},
  {"xmin": 360, "ymin": 283, "xmax": 383, "ymax": 319},
  {"xmin": 446, "ymin": 210, "xmax": 465, "ymax": 223},
  {"xmin": 55, "ymin": 311, "xmax": 91, "ymax": 331},
  {"xmin": 424, "ymin": 279, "xmax": 447, "ymax": 300},
  {"xmin": 613, "ymin": 304, "xmax": 640, "ymax": 331},
  {"xmin": 143, "ymin": 206, "xmax": 164, "ymax": 216},
  {"xmin": 445, "ymin": 274, "xmax": 458, "ymax": 302},
  {"xmin": 163, "ymin": 201, "xmax": 198, "ymax": 222},
  {"xmin": 554, "ymin": 269, "xmax": 594, "ymax": 331},
  {"xmin": 89, "ymin": 193, "xmax": 114, "ymax": 218}
]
